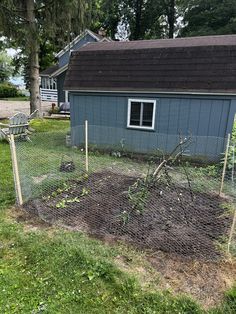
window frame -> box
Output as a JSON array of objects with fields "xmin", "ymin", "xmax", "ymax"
[{"xmin": 127, "ymin": 98, "xmax": 156, "ymax": 130}]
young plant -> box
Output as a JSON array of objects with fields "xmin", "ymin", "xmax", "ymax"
[
  {"xmin": 127, "ymin": 136, "xmax": 193, "ymax": 218},
  {"xmin": 81, "ymin": 187, "xmax": 89, "ymax": 197},
  {"xmin": 66, "ymin": 197, "xmax": 80, "ymax": 204},
  {"xmin": 128, "ymin": 178, "xmax": 150, "ymax": 214},
  {"xmin": 119, "ymin": 210, "xmax": 130, "ymax": 225},
  {"xmin": 56, "ymin": 199, "xmax": 67, "ymax": 209}
]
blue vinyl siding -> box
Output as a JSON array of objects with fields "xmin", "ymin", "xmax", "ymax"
[
  {"xmin": 56, "ymin": 33, "xmax": 98, "ymax": 104},
  {"xmin": 57, "ymin": 71, "xmax": 67, "ymax": 103},
  {"xmin": 58, "ymin": 34, "xmax": 97, "ymax": 68},
  {"xmin": 70, "ymin": 92, "xmax": 236, "ymax": 160}
]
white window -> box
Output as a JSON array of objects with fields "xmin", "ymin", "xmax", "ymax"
[{"xmin": 127, "ymin": 99, "xmax": 156, "ymax": 130}]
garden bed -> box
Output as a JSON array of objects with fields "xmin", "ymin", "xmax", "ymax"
[{"xmin": 24, "ymin": 170, "xmax": 232, "ymax": 261}]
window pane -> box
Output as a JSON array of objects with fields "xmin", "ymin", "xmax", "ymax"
[
  {"xmin": 130, "ymin": 102, "xmax": 141, "ymax": 126},
  {"xmin": 142, "ymin": 102, "xmax": 153, "ymax": 127}
]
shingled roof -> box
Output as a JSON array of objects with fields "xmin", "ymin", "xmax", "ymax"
[
  {"xmin": 40, "ymin": 64, "xmax": 59, "ymax": 76},
  {"xmin": 64, "ymin": 35, "xmax": 236, "ymax": 94}
]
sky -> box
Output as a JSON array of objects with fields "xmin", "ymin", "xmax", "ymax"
[{"xmin": 6, "ymin": 48, "xmax": 18, "ymax": 57}]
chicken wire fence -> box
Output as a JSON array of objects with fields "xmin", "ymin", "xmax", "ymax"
[{"xmin": 13, "ymin": 125, "xmax": 236, "ymax": 261}]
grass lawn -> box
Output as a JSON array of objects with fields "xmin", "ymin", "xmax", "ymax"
[{"xmin": 0, "ymin": 119, "xmax": 236, "ymax": 313}]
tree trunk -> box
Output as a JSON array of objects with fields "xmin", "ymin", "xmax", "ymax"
[
  {"xmin": 26, "ymin": 0, "xmax": 42, "ymax": 115},
  {"xmin": 133, "ymin": 0, "xmax": 143, "ymax": 40},
  {"xmin": 167, "ymin": 0, "xmax": 175, "ymax": 38}
]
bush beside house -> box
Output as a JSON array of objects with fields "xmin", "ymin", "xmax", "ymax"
[{"xmin": 0, "ymin": 82, "xmax": 18, "ymax": 98}]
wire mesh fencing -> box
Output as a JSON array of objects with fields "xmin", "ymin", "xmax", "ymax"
[{"xmin": 13, "ymin": 125, "xmax": 236, "ymax": 261}]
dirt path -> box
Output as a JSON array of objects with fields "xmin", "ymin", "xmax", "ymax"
[{"xmin": 0, "ymin": 100, "xmax": 52, "ymax": 119}]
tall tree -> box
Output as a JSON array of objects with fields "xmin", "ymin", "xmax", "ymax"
[
  {"xmin": 126, "ymin": 0, "xmax": 160, "ymax": 40},
  {"xmin": 100, "ymin": 0, "xmax": 163, "ymax": 40},
  {"xmin": 0, "ymin": 0, "xmax": 87, "ymax": 114},
  {"xmin": 27, "ymin": 0, "xmax": 40, "ymax": 114},
  {"xmin": 180, "ymin": 0, "xmax": 236, "ymax": 37},
  {"xmin": 159, "ymin": 0, "xmax": 185, "ymax": 39},
  {"xmin": 133, "ymin": 0, "xmax": 144, "ymax": 40},
  {"xmin": 99, "ymin": 0, "xmax": 121, "ymax": 39},
  {"xmin": 164, "ymin": 0, "xmax": 176, "ymax": 38}
]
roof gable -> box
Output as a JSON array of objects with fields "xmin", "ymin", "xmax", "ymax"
[{"xmin": 56, "ymin": 29, "xmax": 111, "ymax": 58}]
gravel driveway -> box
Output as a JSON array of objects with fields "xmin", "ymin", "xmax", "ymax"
[{"xmin": 0, "ymin": 100, "xmax": 52, "ymax": 119}]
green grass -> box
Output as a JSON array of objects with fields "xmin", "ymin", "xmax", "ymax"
[
  {"xmin": 31, "ymin": 119, "xmax": 70, "ymax": 133},
  {"xmin": 0, "ymin": 119, "xmax": 236, "ymax": 313},
  {"xmin": 0, "ymin": 140, "xmax": 15, "ymax": 209},
  {"xmin": 0, "ymin": 209, "xmax": 205, "ymax": 314}
]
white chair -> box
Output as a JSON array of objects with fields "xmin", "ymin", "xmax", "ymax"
[{"xmin": 0, "ymin": 112, "xmax": 30, "ymax": 141}]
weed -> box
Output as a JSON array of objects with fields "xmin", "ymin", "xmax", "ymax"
[
  {"xmin": 81, "ymin": 187, "xmax": 89, "ymax": 197},
  {"xmin": 56, "ymin": 199, "xmax": 67, "ymax": 209},
  {"xmin": 51, "ymin": 191, "xmax": 58, "ymax": 197},
  {"xmin": 128, "ymin": 179, "xmax": 150, "ymax": 214},
  {"xmin": 119, "ymin": 210, "xmax": 130, "ymax": 225},
  {"xmin": 66, "ymin": 197, "xmax": 80, "ymax": 204}
]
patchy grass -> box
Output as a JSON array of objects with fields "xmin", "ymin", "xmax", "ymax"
[
  {"xmin": 0, "ymin": 208, "xmax": 205, "ymax": 314},
  {"xmin": 30, "ymin": 118, "xmax": 70, "ymax": 133},
  {"xmin": 0, "ymin": 118, "xmax": 236, "ymax": 313},
  {"xmin": 0, "ymin": 140, "xmax": 15, "ymax": 209}
]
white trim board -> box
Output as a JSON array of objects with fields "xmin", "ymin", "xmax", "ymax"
[{"xmin": 64, "ymin": 89, "xmax": 236, "ymax": 97}]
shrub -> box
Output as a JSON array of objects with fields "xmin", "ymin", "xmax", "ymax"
[{"xmin": 0, "ymin": 82, "xmax": 18, "ymax": 98}]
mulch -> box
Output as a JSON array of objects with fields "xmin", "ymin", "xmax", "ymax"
[{"xmin": 24, "ymin": 171, "xmax": 232, "ymax": 261}]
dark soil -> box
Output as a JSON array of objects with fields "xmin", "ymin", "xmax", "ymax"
[{"xmin": 24, "ymin": 171, "xmax": 232, "ymax": 260}]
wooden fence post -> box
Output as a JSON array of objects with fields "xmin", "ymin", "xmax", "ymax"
[
  {"xmin": 85, "ymin": 120, "xmax": 89, "ymax": 172},
  {"xmin": 227, "ymin": 207, "xmax": 236, "ymax": 255},
  {"xmin": 220, "ymin": 133, "xmax": 231, "ymax": 196},
  {"xmin": 9, "ymin": 134, "xmax": 23, "ymax": 206}
]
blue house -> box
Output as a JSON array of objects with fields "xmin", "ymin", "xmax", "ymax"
[
  {"xmin": 64, "ymin": 35, "xmax": 236, "ymax": 160},
  {"xmin": 40, "ymin": 29, "xmax": 111, "ymax": 105}
]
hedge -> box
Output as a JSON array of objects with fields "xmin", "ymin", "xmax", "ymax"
[{"xmin": 0, "ymin": 83, "xmax": 18, "ymax": 98}]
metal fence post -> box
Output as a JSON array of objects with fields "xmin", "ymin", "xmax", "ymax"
[{"xmin": 9, "ymin": 134, "xmax": 23, "ymax": 206}]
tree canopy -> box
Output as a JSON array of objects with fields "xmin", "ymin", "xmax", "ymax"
[{"xmin": 180, "ymin": 0, "xmax": 236, "ymax": 37}]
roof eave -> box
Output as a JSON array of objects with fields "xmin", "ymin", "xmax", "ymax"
[
  {"xmin": 63, "ymin": 88, "xmax": 236, "ymax": 97},
  {"xmin": 51, "ymin": 64, "xmax": 68, "ymax": 77}
]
